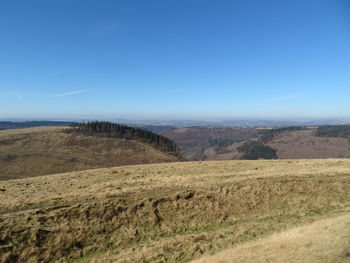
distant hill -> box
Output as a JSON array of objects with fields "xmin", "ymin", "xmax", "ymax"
[
  {"xmin": 110, "ymin": 118, "xmax": 350, "ymax": 127},
  {"xmin": 130, "ymin": 125, "xmax": 176, "ymax": 134},
  {"xmin": 0, "ymin": 121, "xmax": 73, "ymax": 129},
  {"xmin": 162, "ymin": 126, "xmax": 258, "ymax": 160},
  {"xmin": 0, "ymin": 125, "xmax": 180, "ymax": 180},
  {"xmin": 266, "ymin": 127, "xmax": 350, "ymax": 159},
  {"xmin": 163, "ymin": 125, "xmax": 350, "ymax": 160},
  {"xmin": 315, "ymin": 125, "xmax": 350, "ymax": 138},
  {"xmin": 0, "ymin": 121, "xmax": 176, "ymax": 135},
  {"xmin": 67, "ymin": 121, "xmax": 179, "ymax": 153},
  {"xmin": 204, "ymin": 125, "xmax": 350, "ymax": 160}
]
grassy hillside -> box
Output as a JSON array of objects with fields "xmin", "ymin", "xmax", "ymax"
[
  {"xmin": 67, "ymin": 122, "xmax": 179, "ymax": 153},
  {"xmin": 0, "ymin": 121, "xmax": 73, "ymax": 130},
  {"xmin": 267, "ymin": 128, "xmax": 350, "ymax": 159},
  {"xmin": 0, "ymin": 159, "xmax": 349, "ymax": 262},
  {"xmin": 192, "ymin": 213, "xmax": 350, "ymax": 263},
  {"xmin": 0, "ymin": 126, "xmax": 180, "ymax": 180}
]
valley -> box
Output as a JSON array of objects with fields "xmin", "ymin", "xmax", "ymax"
[{"xmin": 163, "ymin": 126, "xmax": 350, "ymax": 161}]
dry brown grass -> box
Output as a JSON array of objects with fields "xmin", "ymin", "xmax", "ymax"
[
  {"xmin": 191, "ymin": 213, "xmax": 350, "ymax": 263},
  {"xmin": 0, "ymin": 126, "xmax": 179, "ymax": 180},
  {"xmin": 0, "ymin": 159, "xmax": 349, "ymax": 262},
  {"xmin": 0, "ymin": 126, "xmax": 65, "ymax": 136}
]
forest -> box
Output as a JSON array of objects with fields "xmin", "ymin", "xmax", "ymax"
[
  {"xmin": 66, "ymin": 121, "xmax": 179, "ymax": 154},
  {"xmin": 237, "ymin": 140, "xmax": 278, "ymax": 160}
]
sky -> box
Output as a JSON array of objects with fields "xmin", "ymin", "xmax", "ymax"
[{"xmin": 0, "ymin": 0, "xmax": 350, "ymax": 120}]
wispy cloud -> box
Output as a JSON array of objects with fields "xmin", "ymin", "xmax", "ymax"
[{"xmin": 53, "ymin": 90, "xmax": 87, "ymax": 97}]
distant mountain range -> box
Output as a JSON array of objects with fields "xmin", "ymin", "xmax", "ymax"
[
  {"xmin": 1, "ymin": 118, "xmax": 350, "ymax": 130},
  {"xmin": 114, "ymin": 118, "xmax": 350, "ymax": 127}
]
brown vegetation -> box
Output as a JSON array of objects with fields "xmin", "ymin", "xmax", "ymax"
[
  {"xmin": 267, "ymin": 128, "xmax": 350, "ymax": 159},
  {"xmin": 191, "ymin": 213, "xmax": 350, "ymax": 263},
  {"xmin": 162, "ymin": 127, "xmax": 258, "ymax": 160},
  {"xmin": 201, "ymin": 128, "xmax": 350, "ymax": 161},
  {"xmin": 0, "ymin": 127, "xmax": 180, "ymax": 180},
  {"xmin": 0, "ymin": 159, "xmax": 349, "ymax": 262}
]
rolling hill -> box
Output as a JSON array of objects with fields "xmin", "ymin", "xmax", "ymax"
[
  {"xmin": 0, "ymin": 159, "xmax": 349, "ymax": 262},
  {"xmin": 0, "ymin": 121, "xmax": 73, "ymax": 130},
  {"xmin": 266, "ymin": 128, "xmax": 350, "ymax": 159},
  {"xmin": 0, "ymin": 126, "xmax": 180, "ymax": 180},
  {"xmin": 171, "ymin": 126, "xmax": 350, "ymax": 161}
]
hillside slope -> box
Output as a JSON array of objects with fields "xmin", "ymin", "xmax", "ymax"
[
  {"xmin": 200, "ymin": 127, "xmax": 350, "ymax": 160},
  {"xmin": 192, "ymin": 213, "xmax": 350, "ymax": 263},
  {"xmin": 162, "ymin": 127, "xmax": 258, "ymax": 160},
  {"xmin": 0, "ymin": 159, "xmax": 349, "ymax": 262},
  {"xmin": 267, "ymin": 128, "xmax": 350, "ymax": 159},
  {"xmin": 0, "ymin": 127, "xmax": 180, "ymax": 180}
]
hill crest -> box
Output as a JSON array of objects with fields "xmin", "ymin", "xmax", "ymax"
[{"xmin": 0, "ymin": 125, "xmax": 180, "ymax": 180}]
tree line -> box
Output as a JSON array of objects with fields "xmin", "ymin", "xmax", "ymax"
[{"xmin": 66, "ymin": 121, "xmax": 179, "ymax": 154}]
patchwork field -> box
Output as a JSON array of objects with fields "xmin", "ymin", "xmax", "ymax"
[{"xmin": 0, "ymin": 159, "xmax": 349, "ymax": 262}]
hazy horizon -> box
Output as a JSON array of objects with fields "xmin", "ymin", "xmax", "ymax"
[{"xmin": 1, "ymin": 115, "xmax": 350, "ymax": 123}]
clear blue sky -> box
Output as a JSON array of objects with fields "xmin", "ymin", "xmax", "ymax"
[{"xmin": 1, "ymin": 0, "xmax": 349, "ymax": 120}]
